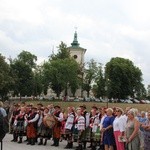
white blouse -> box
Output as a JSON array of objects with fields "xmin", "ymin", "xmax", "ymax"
[
  {"xmin": 113, "ymin": 115, "xmax": 126, "ymax": 132},
  {"xmin": 77, "ymin": 115, "xmax": 85, "ymax": 131},
  {"xmin": 65, "ymin": 113, "xmax": 75, "ymax": 130}
]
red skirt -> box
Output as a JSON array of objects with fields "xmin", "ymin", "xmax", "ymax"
[
  {"xmin": 53, "ymin": 123, "xmax": 61, "ymax": 138},
  {"xmin": 27, "ymin": 123, "xmax": 37, "ymax": 138}
]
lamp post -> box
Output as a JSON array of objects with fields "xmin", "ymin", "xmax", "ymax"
[
  {"xmin": 105, "ymin": 86, "xmax": 108, "ymax": 108},
  {"xmin": 105, "ymin": 78, "xmax": 110, "ymax": 108}
]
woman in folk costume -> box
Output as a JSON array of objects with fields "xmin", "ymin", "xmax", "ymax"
[
  {"xmin": 37, "ymin": 108, "xmax": 44, "ymax": 144},
  {"xmin": 80, "ymin": 104, "xmax": 90, "ymax": 149},
  {"xmin": 75, "ymin": 107, "xmax": 85, "ymax": 150},
  {"xmin": 51, "ymin": 105, "xmax": 63, "ymax": 147},
  {"xmin": 60, "ymin": 108, "xmax": 67, "ymax": 142},
  {"xmin": 14, "ymin": 107, "xmax": 26, "ymax": 143},
  {"xmin": 97, "ymin": 107, "xmax": 107, "ymax": 150},
  {"xmin": 26, "ymin": 107, "xmax": 39, "ymax": 145},
  {"xmin": 88, "ymin": 106, "xmax": 100, "ymax": 150},
  {"xmin": 64, "ymin": 106, "xmax": 75, "ymax": 149},
  {"xmin": 37, "ymin": 107, "xmax": 52, "ymax": 145}
]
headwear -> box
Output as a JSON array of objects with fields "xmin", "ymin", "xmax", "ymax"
[
  {"xmin": 91, "ymin": 106, "xmax": 98, "ymax": 110},
  {"xmin": 44, "ymin": 107, "xmax": 49, "ymax": 110},
  {"xmin": 14, "ymin": 103, "xmax": 20, "ymax": 107},
  {"xmin": 31, "ymin": 107, "xmax": 37, "ymax": 110},
  {"xmin": 54, "ymin": 105, "xmax": 60, "ymax": 109},
  {"xmin": 37, "ymin": 103, "xmax": 43, "ymax": 107},
  {"xmin": 40, "ymin": 108, "xmax": 44, "ymax": 111},
  {"xmin": 79, "ymin": 104, "xmax": 86, "ymax": 109}
]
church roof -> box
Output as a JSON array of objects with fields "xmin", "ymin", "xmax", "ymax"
[{"xmin": 68, "ymin": 31, "xmax": 86, "ymax": 51}]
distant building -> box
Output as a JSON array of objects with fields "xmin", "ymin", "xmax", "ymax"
[
  {"xmin": 67, "ymin": 31, "xmax": 86, "ymax": 66},
  {"xmin": 46, "ymin": 31, "xmax": 87, "ymax": 98},
  {"xmin": 66, "ymin": 31, "xmax": 87, "ymax": 97}
]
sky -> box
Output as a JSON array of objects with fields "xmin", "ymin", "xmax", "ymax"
[{"xmin": 0, "ymin": 0, "xmax": 150, "ymax": 87}]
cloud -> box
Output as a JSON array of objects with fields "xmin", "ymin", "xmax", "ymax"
[{"xmin": 0, "ymin": 0, "xmax": 150, "ymax": 87}]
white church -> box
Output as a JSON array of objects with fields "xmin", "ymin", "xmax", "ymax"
[{"xmin": 47, "ymin": 31, "xmax": 87, "ymax": 98}]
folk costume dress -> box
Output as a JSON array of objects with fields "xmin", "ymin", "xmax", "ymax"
[
  {"xmin": 51, "ymin": 110, "xmax": 63, "ymax": 146},
  {"xmin": 26, "ymin": 110, "xmax": 39, "ymax": 145}
]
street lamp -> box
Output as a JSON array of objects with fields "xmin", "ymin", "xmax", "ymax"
[
  {"xmin": 105, "ymin": 78, "xmax": 110, "ymax": 108},
  {"xmin": 104, "ymin": 86, "xmax": 109, "ymax": 108}
]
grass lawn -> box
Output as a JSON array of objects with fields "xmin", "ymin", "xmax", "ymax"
[{"xmin": 15, "ymin": 100, "xmax": 150, "ymax": 112}]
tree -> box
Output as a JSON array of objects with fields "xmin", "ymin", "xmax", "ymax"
[
  {"xmin": 92, "ymin": 64, "xmax": 105, "ymax": 98},
  {"xmin": 18, "ymin": 50, "xmax": 37, "ymax": 68},
  {"xmin": 83, "ymin": 59, "xmax": 99, "ymax": 97},
  {"xmin": 42, "ymin": 42, "xmax": 80, "ymax": 97},
  {"xmin": 32, "ymin": 66, "xmax": 43, "ymax": 96},
  {"xmin": 9, "ymin": 51, "xmax": 37, "ymax": 97},
  {"xmin": 0, "ymin": 54, "xmax": 13, "ymax": 100},
  {"xmin": 105, "ymin": 57, "xmax": 145, "ymax": 99},
  {"xmin": 10, "ymin": 60, "xmax": 34, "ymax": 96},
  {"xmin": 50, "ymin": 42, "xmax": 70, "ymax": 60}
]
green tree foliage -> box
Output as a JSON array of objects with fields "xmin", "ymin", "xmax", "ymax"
[
  {"xmin": 18, "ymin": 50, "xmax": 37, "ymax": 68},
  {"xmin": 10, "ymin": 51, "xmax": 37, "ymax": 97},
  {"xmin": 32, "ymin": 66, "xmax": 43, "ymax": 96},
  {"xmin": 105, "ymin": 57, "xmax": 146, "ymax": 99},
  {"xmin": 10, "ymin": 60, "xmax": 34, "ymax": 96},
  {"xmin": 50, "ymin": 42, "xmax": 70, "ymax": 60},
  {"xmin": 42, "ymin": 42, "xmax": 80, "ymax": 97},
  {"xmin": 83, "ymin": 59, "xmax": 99, "ymax": 97},
  {"xmin": 92, "ymin": 64, "xmax": 105, "ymax": 98},
  {"xmin": 0, "ymin": 54, "xmax": 13, "ymax": 99}
]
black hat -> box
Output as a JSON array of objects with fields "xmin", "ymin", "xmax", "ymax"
[
  {"xmin": 80, "ymin": 104, "xmax": 86, "ymax": 109},
  {"xmin": 37, "ymin": 103, "xmax": 43, "ymax": 106},
  {"xmin": 14, "ymin": 103, "xmax": 20, "ymax": 107},
  {"xmin": 91, "ymin": 105, "xmax": 98, "ymax": 110},
  {"xmin": 31, "ymin": 107, "xmax": 37, "ymax": 110},
  {"xmin": 54, "ymin": 105, "xmax": 60, "ymax": 109}
]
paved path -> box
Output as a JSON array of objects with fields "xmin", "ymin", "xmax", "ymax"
[{"xmin": 2, "ymin": 134, "xmax": 79, "ymax": 150}]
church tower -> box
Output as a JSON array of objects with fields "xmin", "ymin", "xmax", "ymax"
[
  {"xmin": 67, "ymin": 31, "xmax": 86, "ymax": 67},
  {"xmin": 66, "ymin": 31, "xmax": 87, "ymax": 97}
]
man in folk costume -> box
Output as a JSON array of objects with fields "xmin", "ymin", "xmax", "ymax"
[
  {"xmin": 48, "ymin": 104, "xmax": 55, "ymax": 115},
  {"xmin": 64, "ymin": 106, "xmax": 75, "ymax": 149},
  {"xmin": 36, "ymin": 103, "xmax": 43, "ymax": 112},
  {"xmin": 10, "ymin": 103, "xmax": 20, "ymax": 142},
  {"xmin": 23, "ymin": 104, "xmax": 32, "ymax": 142},
  {"xmin": 51, "ymin": 105, "xmax": 63, "ymax": 147},
  {"xmin": 75, "ymin": 107, "xmax": 85, "ymax": 150},
  {"xmin": 80, "ymin": 104, "xmax": 90, "ymax": 149},
  {"xmin": 14, "ymin": 107, "xmax": 26, "ymax": 143},
  {"xmin": 26, "ymin": 107, "xmax": 39, "ymax": 145},
  {"xmin": 89, "ymin": 106, "xmax": 100, "ymax": 150}
]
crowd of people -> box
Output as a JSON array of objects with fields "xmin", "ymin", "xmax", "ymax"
[{"xmin": 0, "ymin": 100, "xmax": 150, "ymax": 150}]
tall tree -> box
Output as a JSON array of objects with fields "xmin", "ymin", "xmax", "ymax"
[
  {"xmin": 50, "ymin": 42, "xmax": 70, "ymax": 60},
  {"xmin": 105, "ymin": 57, "xmax": 145, "ymax": 99},
  {"xmin": 83, "ymin": 59, "xmax": 98, "ymax": 97},
  {"xmin": 32, "ymin": 66, "xmax": 43, "ymax": 96},
  {"xmin": 10, "ymin": 51, "xmax": 37, "ymax": 97},
  {"xmin": 92, "ymin": 64, "xmax": 105, "ymax": 98},
  {"xmin": 0, "ymin": 54, "xmax": 13, "ymax": 99},
  {"xmin": 18, "ymin": 50, "xmax": 37, "ymax": 68},
  {"xmin": 42, "ymin": 42, "xmax": 80, "ymax": 97},
  {"xmin": 10, "ymin": 60, "xmax": 34, "ymax": 96}
]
